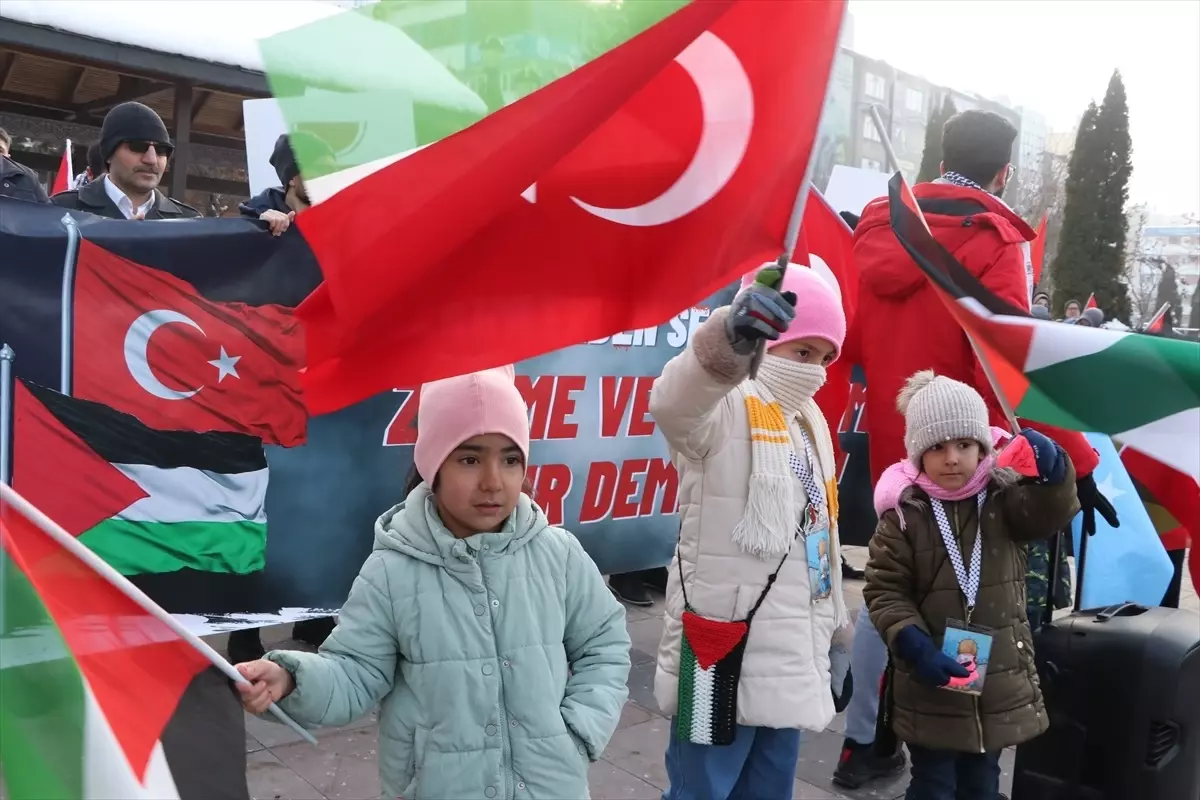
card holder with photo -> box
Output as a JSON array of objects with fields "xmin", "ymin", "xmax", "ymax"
[{"xmin": 939, "ymin": 619, "xmax": 994, "ymax": 696}]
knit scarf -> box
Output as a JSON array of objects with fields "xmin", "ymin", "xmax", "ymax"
[
  {"xmin": 731, "ymin": 355, "xmax": 829, "ymax": 559},
  {"xmin": 880, "ymin": 455, "xmax": 995, "ymax": 531}
]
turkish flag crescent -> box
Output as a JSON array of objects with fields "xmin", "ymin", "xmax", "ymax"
[
  {"xmin": 72, "ymin": 239, "xmax": 307, "ymax": 445},
  {"xmin": 297, "ymin": 0, "xmax": 845, "ymax": 414}
]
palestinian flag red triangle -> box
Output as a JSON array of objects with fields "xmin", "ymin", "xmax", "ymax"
[{"xmin": 681, "ymin": 611, "xmax": 748, "ymax": 670}]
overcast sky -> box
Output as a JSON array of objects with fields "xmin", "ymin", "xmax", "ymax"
[{"xmin": 848, "ymin": 0, "xmax": 1200, "ymax": 216}]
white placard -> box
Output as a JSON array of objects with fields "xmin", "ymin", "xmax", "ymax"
[{"xmin": 823, "ymin": 164, "xmax": 892, "ymax": 217}]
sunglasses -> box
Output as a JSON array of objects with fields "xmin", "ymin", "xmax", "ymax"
[{"xmin": 125, "ymin": 140, "xmax": 174, "ymax": 158}]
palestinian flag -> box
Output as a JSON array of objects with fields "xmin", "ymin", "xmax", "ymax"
[
  {"xmin": 258, "ymin": 0, "xmax": 844, "ymax": 412},
  {"xmin": 675, "ymin": 611, "xmax": 749, "ymax": 746},
  {"xmin": 13, "ymin": 380, "xmax": 267, "ymax": 614},
  {"xmin": 886, "ymin": 172, "xmax": 1200, "ymax": 481},
  {"xmin": 1145, "ymin": 302, "xmax": 1171, "ymax": 334},
  {"xmin": 0, "ymin": 485, "xmax": 248, "ymax": 800}
]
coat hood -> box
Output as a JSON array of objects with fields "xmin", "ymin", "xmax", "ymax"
[
  {"xmin": 854, "ymin": 182, "xmax": 1037, "ymax": 301},
  {"xmin": 374, "ymin": 484, "xmax": 550, "ymax": 568}
]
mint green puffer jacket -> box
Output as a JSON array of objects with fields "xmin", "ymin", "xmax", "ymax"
[{"xmin": 265, "ymin": 486, "xmax": 631, "ymax": 800}]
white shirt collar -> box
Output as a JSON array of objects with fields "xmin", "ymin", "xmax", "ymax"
[{"xmin": 103, "ymin": 175, "xmax": 157, "ymax": 220}]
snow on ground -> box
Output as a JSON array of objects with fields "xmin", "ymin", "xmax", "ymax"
[{"xmin": 0, "ymin": 0, "xmax": 485, "ymax": 114}]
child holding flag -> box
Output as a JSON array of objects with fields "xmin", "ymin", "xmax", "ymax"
[
  {"xmin": 235, "ymin": 366, "xmax": 631, "ymax": 800},
  {"xmin": 649, "ymin": 263, "xmax": 852, "ymax": 798},
  {"xmin": 865, "ymin": 372, "xmax": 1080, "ymax": 799}
]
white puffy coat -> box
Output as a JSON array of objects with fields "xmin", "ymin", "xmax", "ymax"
[{"xmin": 649, "ymin": 307, "xmax": 848, "ymax": 731}]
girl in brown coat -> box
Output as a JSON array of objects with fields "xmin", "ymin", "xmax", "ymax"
[{"xmin": 864, "ymin": 372, "xmax": 1080, "ymax": 800}]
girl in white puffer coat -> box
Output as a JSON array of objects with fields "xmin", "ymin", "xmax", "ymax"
[{"xmin": 650, "ymin": 263, "xmax": 853, "ymax": 799}]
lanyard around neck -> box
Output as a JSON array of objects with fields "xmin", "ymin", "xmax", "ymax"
[{"xmin": 930, "ymin": 492, "xmax": 987, "ymax": 619}]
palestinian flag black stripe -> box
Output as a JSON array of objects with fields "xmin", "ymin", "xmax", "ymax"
[{"xmin": 25, "ymin": 382, "xmax": 265, "ymax": 473}]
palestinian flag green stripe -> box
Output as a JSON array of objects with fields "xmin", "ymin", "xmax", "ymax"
[
  {"xmin": 675, "ymin": 635, "xmax": 697, "ymax": 742},
  {"xmin": 1022, "ymin": 332, "xmax": 1200, "ymax": 435},
  {"xmin": 0, "ymin": 555, "xmax": 86, "ymax": 799},
  {"xmin": 79, "ymin": 520, "xmax": 266, "ymax": 576}
]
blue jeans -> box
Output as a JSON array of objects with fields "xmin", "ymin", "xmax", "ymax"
[
  {"xmin": 663, "ymin": 723, "xmax": 801, "ymax": 800},
  {"xmin": 844, "ymin": 606, "xmax": 890, "ymax": 745},
  {"xmin": 905, "ymin": 746, "xmax": 1002, "ymax": 800}
]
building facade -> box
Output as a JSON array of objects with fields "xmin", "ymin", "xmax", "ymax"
[
  {"xmin": 813, "ymin": 48, "xmax": 1030, "ymax": 192},
  {"xmin": 1135, "ymin": 220, "xmax": 1200, "ymax": 324}
]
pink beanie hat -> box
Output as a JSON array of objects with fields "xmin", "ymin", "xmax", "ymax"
[
  {"xmin": 739, "ymin": 261, "xmax": 846, "ymax": 358},
  {"xmin": 413, "ymin": 365, "xmax": 531, "ymax": 482}
]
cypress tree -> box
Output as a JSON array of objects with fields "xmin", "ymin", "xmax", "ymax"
[
  {"xmin": 1050, "ymin": 103, "xmax": 1101, "ymax": 315},
  {"xmin": 917, "ymin": 95, "xmax": 957, "ymax": 184},
  {"xmin": 1050, "ymin": 71, "xmax": 1134, "ymax": 321},
  {"xmin": 1153, "ymin": 265, "xmax": 1182, "ymax": 329}
]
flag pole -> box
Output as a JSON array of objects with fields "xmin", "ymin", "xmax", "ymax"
[
  {"xmin": 868, "ymin": 105, "xmax": 1022, "ymax": 434},
  {"xmin": 64, "ymin": 138, "xmax": 74, "ymax": 188},
  {"xmin": 59, "ymin": 213, "xmax": 81, "ymax": 396},
  {"xmin": 0, "ymin": 344, "xmax": 12, "ymax": 486},
  {"xmin": 0, "ymin": 482, "xmax": 319, "ymax": 745}
]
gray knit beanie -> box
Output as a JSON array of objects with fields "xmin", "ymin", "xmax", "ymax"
[{"xmin": 897, "ymin": 371, "xmax": 992, "ymax": 463}]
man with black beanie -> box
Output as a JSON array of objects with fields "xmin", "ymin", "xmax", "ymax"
[
  {"xmin": 52, "ymin": 101, "xmax": 199, "ymax": 219},
  {"xmin": 239, "ymin": 132, "xmax": 335, "ymax": 236}
]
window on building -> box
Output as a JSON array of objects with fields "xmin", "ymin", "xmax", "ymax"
[
  {"xmin": 863, "ymin": 115, "xmax": 881, "ymax": 141},
  {"xmin": 864, "ymin": 72, "xmax": 886, "ymax": 99},
  {"xmin": 861, "ymin": 157, "xmax": 882, "ymax": 172},
  {"xmin": 906, "ymin": 88, "xmax": 924, "ymax": 113}
]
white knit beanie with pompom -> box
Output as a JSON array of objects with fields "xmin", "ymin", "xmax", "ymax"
[{"xmin": 897, "ymin": 370, "xmax": 992, "ymax": 464}]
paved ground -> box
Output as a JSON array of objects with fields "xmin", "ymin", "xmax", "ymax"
[{"xmin": 222, "ymin": 546, "xmax": 1198, "ymax": 800}]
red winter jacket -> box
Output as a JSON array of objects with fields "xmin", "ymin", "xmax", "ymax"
[{"xmin": 844, "ymin": 182, "xmax": 1099, "ymax": 484}]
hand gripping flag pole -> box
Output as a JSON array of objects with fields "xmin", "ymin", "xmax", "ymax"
[
  {"xmin": 867, "ymin": 104, "xmax": 1021, "ymax": 435},
  {"xmin": 0, "ymin": 481, "xmax": 319, "ymax": 745}
]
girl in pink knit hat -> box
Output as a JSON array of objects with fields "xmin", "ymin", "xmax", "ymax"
[
  {"xmin": 234, "ymin": 366, "xmax": 631, "ymax": 799},
  {"xmin": 649, "ymin": 262, "xmax": 853, "ymax": 798}
]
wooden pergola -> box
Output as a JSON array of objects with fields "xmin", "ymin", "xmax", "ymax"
[{"xmin": 0, "ymin": 15, "xmax": 268, "ymax": 202}]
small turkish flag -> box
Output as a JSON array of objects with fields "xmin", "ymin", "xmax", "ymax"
[{"xmin": 72, "ymin": 239, "xmax": 306, "ymax": 445}]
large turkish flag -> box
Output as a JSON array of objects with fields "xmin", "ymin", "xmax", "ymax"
[
  {"xmin": 72, "ymin": 239, "xmax": 307, "ymax": 445},
  {"xmin": 297, "ymin": 0, "xmax": 846, "ymax": 414}
]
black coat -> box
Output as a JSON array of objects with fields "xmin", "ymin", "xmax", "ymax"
[
  {"xmin": 50, "ymin": 177, "xmax": 200, "ymax": 219},
  {"xmin": 0, "ymin": 156, "xmax": 50, "ymax": 204},
  {"xmin": 238, "ymin": 186, "xmax": 291, "ymax": 218}
]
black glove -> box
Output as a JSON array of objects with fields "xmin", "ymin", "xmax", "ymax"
[
  {"xmin": 1076, "ymin": 473, "xmax": 1120, "ymax": 536},
  {"xmin": 895, "ymin": 626, "xmax": 969, "ymax": 687},
  {"xmin": 832, "ymin": 666, "xmax": 854, "ymax": 713},
  {"xmin": 724, "ymin": 277, "xmax": 796, "ymax": 355}
]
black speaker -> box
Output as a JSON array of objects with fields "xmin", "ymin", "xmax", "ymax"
[{"xmin": 1012, "ymin": 601, "xmax": 1200, "ymax": 799}]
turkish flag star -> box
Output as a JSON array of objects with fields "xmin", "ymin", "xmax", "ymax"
[{"xmin": 208, "ymin": 347, "xmax": 242, "ymax": 383}]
